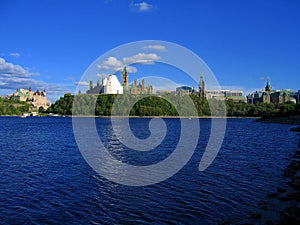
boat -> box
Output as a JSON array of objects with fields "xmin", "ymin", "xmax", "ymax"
[{"xmin": 20, "ymin": 113, "xmax": 27, "ymax": 118}]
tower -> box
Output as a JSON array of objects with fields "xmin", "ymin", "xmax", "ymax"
[
  {"xmin": 122, "ymin": 65, "xmax": 128, "ymax": 86},
  {"xmin": 89, "ymin": 80, "xmax": 93, "ymax": 90},
  {"xmin": 142, "ymin": 79, "xmax": 145, "ymax": 89},
  {"xmin": 265, "ymin": 80, "xmax": 272, "ymax": 92},
  {"xmin": 199, "ymin": 74, "xmax": 205, "ymax": 98}
]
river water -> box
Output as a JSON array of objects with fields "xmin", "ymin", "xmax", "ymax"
[{"xmin": 0, "ymin": 117, "xmax": 298, "ymax": 224}]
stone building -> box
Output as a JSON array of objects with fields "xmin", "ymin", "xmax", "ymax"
[
  {"xmin": 10, "ymin": 88, "xmax": 51, "ymax": 109},
  {"xmin": 87, "ymin": 66, "xmax": 153, "ymax": 95},
  {"xmin": 176, "ymin": 86, "xmax": 193, "ymax": 96},
  {"xmin": 270, "ymin": 91, "xmax": 291, "ymax": 104},
  {"xmin": 199, "ymin": 76, "xmax": 246, "ymax": 102},
  {"xmin": 122, "ymin": 66, "xmax": 153, "ymax": 95},
  {"xmin": 87, "ymin": 74, "xmax": 123, "ymax": 94},
  {"xmin": 103, "ymin": 75, "xmax": 123, "ymax": 94},
  {"xmin": 156, "ymin": 90, "xmax": 175, "ymax": 95},
  {"xmin": 87, "ymin": 80, "xmax": 103, "ymax": 94},
  {"xmin": 123, "ymin": 78, "xmax": 153, "ymax": 95},
  {"xmin": 205, "ymin": 89, "xmax": 246, "ymax": 102},
  {"xmin": 247, "ymin": 81, "xmax": 297, "ymax": 104}
]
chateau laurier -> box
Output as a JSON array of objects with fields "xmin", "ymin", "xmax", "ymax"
[{"xmin": 9, "ymin": 88, "xmax": 51, "ymax": 109}]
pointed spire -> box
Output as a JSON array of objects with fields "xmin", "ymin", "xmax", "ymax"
[
  {"xmin": 265, "ymin": 80, "xmax": 272, "ymax": 92},
  {"xmin": 122, "ymin": 64, "xmax": 128, "ymax": 86},
  {"xmin": 199, "ymin": 74, "xmax": 205, "ymax": 98}
]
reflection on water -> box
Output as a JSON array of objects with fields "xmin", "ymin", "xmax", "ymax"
[{"xmin": 0, "ymin": 117, "xmax": 298, "ymax": 224}]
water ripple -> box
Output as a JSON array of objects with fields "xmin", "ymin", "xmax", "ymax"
[{"xmin": 0, "ymin": 117, "xmax": 298, "ymax": 224}]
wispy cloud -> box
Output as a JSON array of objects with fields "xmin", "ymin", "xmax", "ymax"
[
  {"xmin": 74, "ymin": 81, "xmax": 89, "ymax": 86},
  {"xmin": 259, "ymin": 76, "xmax": 271, "ymax": 81},
  {"xmin": 130, "ymin": 1, "xmax": 154, "ymax": 12},
  {"xmin": 0, "ymin": 57, "xmax": 70, "ymax": 96},
  {"xmin": 0, "ymin": 57, "xmax": 34, "ymax": 78},
  {"xmin": 143, "ymin": 45, "xmax": 166, "ymax": 51},
  {"xmin": 97, "ymin": 57, "xmax": 138, "ymax": 73},
  {"xmin": 97, "ymin": 57, "xmax": 123, "ymax": 71},
  {"xmin": 125, "ymin": 66, "xmax": 138, "ymax": 73},
  {"xmin": 96, "ymin": 73, "xmax": 109, "ymax": 78},
  {"xmin": 123, "ymin": 53, "xmax": 160, "ymax": 65},
  {"xmin": 9, "ymin": 53, "xmax": 21, "ymax": 58}
]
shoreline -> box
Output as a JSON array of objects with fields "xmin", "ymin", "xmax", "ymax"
[
  {"xmin": 246, "ymin": 124, "xmax": 300, "ymax": 224},
  {"xmin": 0, "ymin": 115, "xmax": 259, "ymax": 119},
  {"xmin": 256, "ymin": 116, "xmax": 300, "ymax": 125}
]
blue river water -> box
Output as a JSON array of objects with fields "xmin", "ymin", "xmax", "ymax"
[{"xmin": 0, "ymin": 117, "xmax": 298, "ymax": 224}]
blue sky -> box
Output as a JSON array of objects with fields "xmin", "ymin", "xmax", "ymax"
[{"xmin": 1, "ymin": 0, "xmax": 300, "ymax": 102}]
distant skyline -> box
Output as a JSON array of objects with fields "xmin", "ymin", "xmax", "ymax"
[{"xmin": 1, "ymin": 0, "xmax": 300, "ymax": 102}]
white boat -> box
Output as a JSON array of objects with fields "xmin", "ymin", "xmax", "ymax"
[{"xmin": 20, "ymin": 113, "xmax": 27, "ymax": 118}]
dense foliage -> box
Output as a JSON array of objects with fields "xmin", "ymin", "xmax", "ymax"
[
  {"xmin": 0, "ymin": 97, "xmax": 33, "ymax": 115},
  {"xmin": 47, "ymin": 93, "xmax": 300, "ymax": 117}
]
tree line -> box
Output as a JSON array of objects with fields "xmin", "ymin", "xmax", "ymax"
[
  {"xmin": 46, "ymin": 93, "xmax": 300, "ymax": 117},
  {"xmin": 0, "ymin": 97, "xmax": 33, "ymax": 115}
]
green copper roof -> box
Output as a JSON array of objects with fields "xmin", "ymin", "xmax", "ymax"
[
  {"xmin": 18, "ymin": 91, "xmax": 29, "ymax": 97},
  {"xmin": 227, "ymin": 96, "xmax": 246, "ymax": 99}
]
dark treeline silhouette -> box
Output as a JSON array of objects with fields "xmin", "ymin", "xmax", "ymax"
[{"xmin": 46, "ymin": 93, "xmax": 300, "ymax": 117}]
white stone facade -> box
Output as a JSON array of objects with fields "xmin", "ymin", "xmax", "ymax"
[{"xmin": 103, "ymin": 75, "xmax": 123, "ymax": 94}]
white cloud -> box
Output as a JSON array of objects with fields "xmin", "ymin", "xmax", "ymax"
[
  {"xmin": 126, "ymin": 66, "xmax": 137, "ymax": 73},
  {"xmin": 96, "ymin": 73, "xmax": 109, "ymax": 78},
  {"xmin": 74, "ymin": 81, "xmax": 89, "ymax": 86},
  {"xmin": 9, "ymin": 53, "xmax": 20, "ymax": 58},
  {"xmin": 0, "ymin": 76, "xmax": 70, "ymax": 95},
  {"xmin": 97, "ymin": 56, "xmax": 123, "ymax": 71},
  {"xmin": 97, "ymin": 53, "xmax": 160, "ymax": 74},
  {"xmin": 0, "ymin": 57, "xmax": 33, "ymax": 78},
  {"xmin": 0, "ymin": 57, "xmax": 70, "ymax": 97},
  {"xmin": 123, "ymin": 53, "xmax": 160, "ymax": 65},
  {"xmin": 130, "ymin": 1, "xmax": 154, "ymax": 12},
  {"xmin": 143, "ymin": 45, "xmax": 166, "ymax": 51}
]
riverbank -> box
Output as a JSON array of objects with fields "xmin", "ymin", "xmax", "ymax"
[
  {"xmin": 250, "ymin": 124, "xmax": 300, "ymax": 224},
  {"xmin": 256, "ymin": 115, "xmax": 300, "ymax": 125},
  {"xmin": 49, "ymin": 115, "xmax": 259, "ymax": 119}
]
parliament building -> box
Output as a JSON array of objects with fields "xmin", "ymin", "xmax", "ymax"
[{"xmin": 87, "ymin": 66, "xmax": 153, "ymax": 95}]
